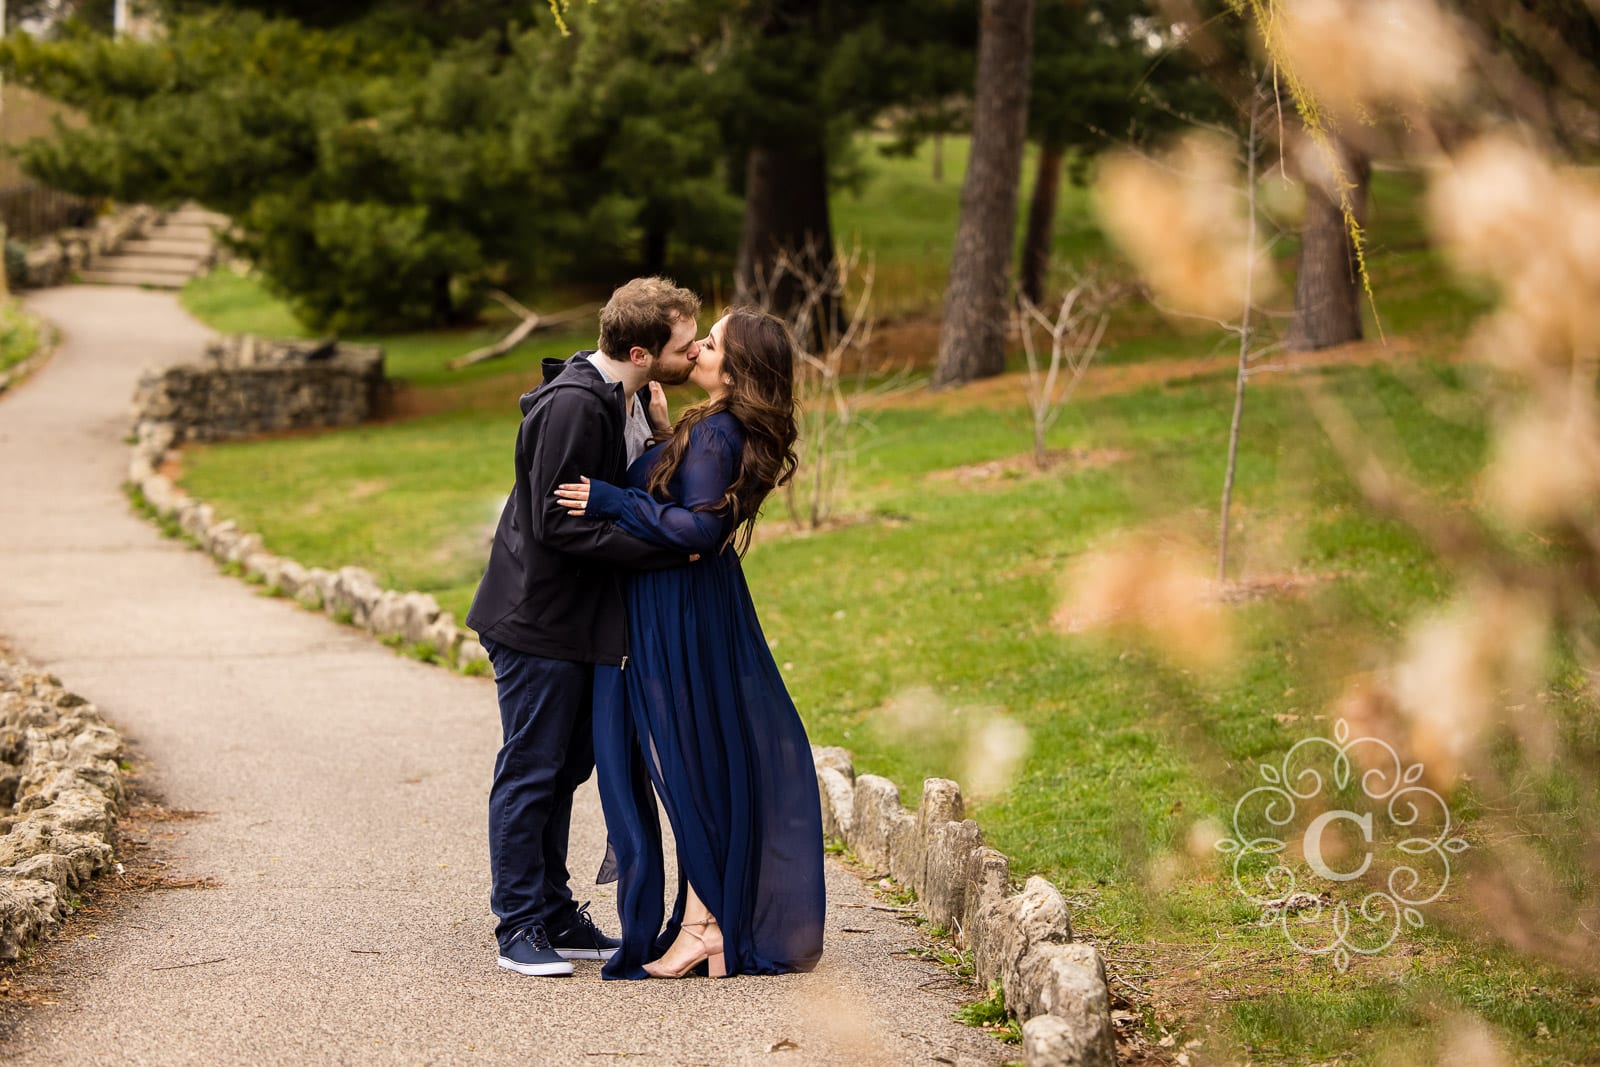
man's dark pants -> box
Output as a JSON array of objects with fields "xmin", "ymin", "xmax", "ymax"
[{"xmin": 483, "ymin": 637, "xmax": 594, "ymax": 949}]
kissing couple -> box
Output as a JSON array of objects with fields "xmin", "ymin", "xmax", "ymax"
[{"xmin": 465, "ymin": 277, "xmax": 827, "ymax": 980}]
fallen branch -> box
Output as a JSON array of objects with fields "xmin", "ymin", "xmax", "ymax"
[
  {"xmin": 151, "ymin": 957, "xmax": 227, "ymax": 972},
  {"xmin": 447, "ymin": 295, "xmax": 600, "ymax": 370}
]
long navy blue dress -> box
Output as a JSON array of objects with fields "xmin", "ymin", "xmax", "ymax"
[{"xmin": 588, "ymin": 411, "xmax": 825, "ymax": 979}]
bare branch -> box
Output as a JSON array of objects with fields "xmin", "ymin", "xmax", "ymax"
[
  {"xmin": 449, "ymin": 298, "xmax": 601, "ymax": 371},
  {"xmin": 1218, "ymin": 75, "xmax": 1270, "ymax": 582},
  {"xmin": 487, "ymin": 289, "xmax": 538, "ymax": 322},
  {"xmin": 1017, "ymin": 266, "xmax": 1120, "ymax": 468},
  {"xmin": 748, "ymin": 239, "xmax": 882, "ymax": 529}
]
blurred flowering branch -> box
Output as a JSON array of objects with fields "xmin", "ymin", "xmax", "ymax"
[{"xmin": 1095, "ymin": 0, "xmax": 1600, "ymax": 978}]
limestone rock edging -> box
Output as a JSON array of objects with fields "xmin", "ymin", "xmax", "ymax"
[
  {"xmin": 811, "ymin": 747, "xmax": 1116, "ymax": 1067},
  {"xmin": 126, "ymin": 429, "xmax": 490, "ymax": 675},
  {"xmin": 0, "ymin": 650, "xmax": 126, "ymax": 961}
]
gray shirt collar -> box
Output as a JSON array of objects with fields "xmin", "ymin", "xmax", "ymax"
[{"xmin": 588, "ymin": 353, "xmax": 652, "ymax": 465}]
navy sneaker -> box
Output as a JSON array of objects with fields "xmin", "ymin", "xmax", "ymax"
[
  {"xmin": 548, "ymin": 901, "xmax": 621, "ymax": 961},
  {"xmin": 496, "ymin": 925, "xmax": 573, "ymax": 977}
]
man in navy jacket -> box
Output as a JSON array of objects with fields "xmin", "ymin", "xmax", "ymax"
[{"xmin": 466, "ymin": 277, "xmax": 701, "ymax": 976}]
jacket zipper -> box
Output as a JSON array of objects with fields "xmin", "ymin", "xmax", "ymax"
[{"xmin": 617, "ymin": 381, "xmax": 633, "ymax": 676}]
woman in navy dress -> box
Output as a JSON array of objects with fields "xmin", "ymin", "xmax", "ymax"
[{"xmin": 555, "ymin": 307, "xmax": 825, "ymax": 979}]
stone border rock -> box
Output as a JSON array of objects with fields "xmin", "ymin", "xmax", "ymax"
[
  {"xmin": 125, "ymin": 411, "xmax": 1114, "ymax": 1065},
  {"xmin": 126, "ymin": 425, "xmax": 491, "ymax": 677},
  {"xmin": 0, "ymin": 648, "xmax": 126, "ymax": 961},
  {"xmin": 811, "ymin": 747, "xmax": 1117, "ymax": 1067}
]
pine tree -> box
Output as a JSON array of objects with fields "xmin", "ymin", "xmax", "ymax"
[{"xmin": 932, "ymin": 0, "xmax": 1035, "ymax": 387}]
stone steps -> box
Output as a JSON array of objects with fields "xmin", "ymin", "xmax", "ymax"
[
  {"xmin": 166, "ymin": 207, "xmax": 229, "ymax": 228},
  {"xmin": 77, "ymin": 267, "xmax": 195, "ymax": 289},
  {"xmin": 79, "ymin": 202, "xmax": 224, "ymax": 289},
  {"xmin": 120, "ymin": 238, "xmax": 213, "ymax": 257},
  {"xmin": 144, "ymin": 222, "xmax": 217, "ymax": 243},
  {"xmin": 94, "ymin": 253, "xmax": 210, "ymax": 274}
]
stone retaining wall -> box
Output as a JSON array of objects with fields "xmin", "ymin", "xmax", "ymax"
[
  {"xmin": 19, "ymin": 204, "xmax": 162, "ymax": 289},
  {"xmin": 814, "ymin": 749, "xmax": 1117, "ymax": 1066},
  {"xmin": 132, "ymin": 334, "xmax": 387, "ymax": 445},
  {"xmin": 0, "ymin": 650, "xmax": 126, "ymax": 961}
]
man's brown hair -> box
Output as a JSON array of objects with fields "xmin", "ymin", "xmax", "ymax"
[{"xmin": 598, "ymin": 276, "xmax": 701, "ymax": 359}]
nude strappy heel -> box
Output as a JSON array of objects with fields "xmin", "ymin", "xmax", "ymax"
[{"xmin": 642, "ymin": 918, "xmax": 726, "ymax": 979}]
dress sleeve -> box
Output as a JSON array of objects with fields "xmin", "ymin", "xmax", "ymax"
[
  {"xmin": 585, "ymin": 422, "xmax": 740, "ymax": 555},
  {"xmin": 525, "ymin": 390, "xmax": 687, "ymax": 569}
]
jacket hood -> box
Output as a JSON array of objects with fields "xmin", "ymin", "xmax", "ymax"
[{"xmin": 518, "ymin": 351, "xmax": 616, "ymax": 416}]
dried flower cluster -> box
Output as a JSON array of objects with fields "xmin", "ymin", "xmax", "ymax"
[
  {"xmin": 1054, "ymin": 532, "xmax": 1232, "ymax": 670},
  {"xmin": 1391, "ymin": 584, "xmax": 1552, "ymax": 786},
  {"xmin": 877, "ymin": 686, "xmax": 1032, "ymax": 798},
  {"xmin": 1432, "ymin": 137, "xmax": 1600, "ymax": 380},
  {"xmin": 1277, "ymin": 0, "xmax": 1469, "ymax": 122},
  {"xmin": 1094, "ymin": 134, "xmax": 1276, "ymax": 320},
  {"xmin": 1428, "ymin": 137, "xmax": 1600, "ymax": 533}
]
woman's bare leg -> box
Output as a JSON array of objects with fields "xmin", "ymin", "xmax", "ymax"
[
  {"xmin": 680, "ymin": 883, "xmax": 711, "ymax": 927},
  {"xmin": 644, "ymin": 882, "xmax": 725, "ymax": 977}
]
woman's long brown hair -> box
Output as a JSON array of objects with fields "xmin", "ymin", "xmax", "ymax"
[{"xmin": 645, "ymin": 307, "xmax": 799, "ymax": 555}]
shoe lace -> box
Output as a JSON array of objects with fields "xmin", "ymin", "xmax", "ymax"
[
  {"xmin": 569, "ymin": 901, "xmax": 601, "ymax": 938},
  {"xmin": 521, "ymin": 925, "xmax": 555, "ymax": 952}
]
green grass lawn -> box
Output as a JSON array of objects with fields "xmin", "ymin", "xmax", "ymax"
[
  {"xmin": 832, "ymin": 137, "xmax": 1106, "ymax": 318},
  {"xmin": 0, "ymin": 299, "xmax": 44, "ymax": 375},
  {"xmin": 171, "ymin": 142, "xmax": 1598, "ymax": 1063}
]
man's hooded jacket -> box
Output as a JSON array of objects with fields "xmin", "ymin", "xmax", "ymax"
[{"xmin": 466, "ymin": 354, "xmax": 683, "ymax": 664}]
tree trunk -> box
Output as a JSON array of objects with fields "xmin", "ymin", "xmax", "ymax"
[
  {"xmin": 432, "ymin": 272, "xmax": 455, "ymax": 324},
  {"xmin": 641, "ymin": 222, "xmax": 668, "ymax": 275},
  {"xmin": 734, "ymin": 140, "xmax": 836, "ymax": 324},
  {"xmin": 1018, "ymin": 141, "xmax": 1063, "ymax": 307},
  {"xmin": 1288, "ymin": 137, "xmax": 1370, "ymax": 352},
  {"xmin": 932, "ymin": 0, "xmax": 1036, "ymax": 388}
]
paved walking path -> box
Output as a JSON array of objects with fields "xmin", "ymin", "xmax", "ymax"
[{"xmin": 0, "ymin": 287, "xmax": 1002, "ymax": 1066}]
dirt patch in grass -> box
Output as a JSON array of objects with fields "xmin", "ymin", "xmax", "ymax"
[
  {"xmin": 1215, "ymin": 570, "xmax": 1352, "ymax": 604},
  {"xmin": 868, "ymin": 334, "xmax": 1436, "ymax": 416},
  {"xmin": 752, "ymin": 510, "xmax": 909, "ymax": 543},
  {"xmin": 860, "ymin": 317, "xmax": 943, "ymax": 375},
  {"xmin": 853, "ymin": 307, "xmax": 1270, "ymax": 383},
  {"xmin": 927, "ymin": 447, "xmax": 1134, "ymax": 486}
]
